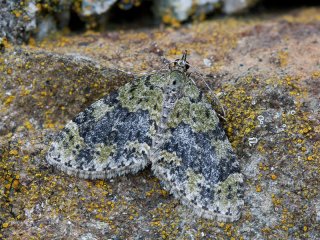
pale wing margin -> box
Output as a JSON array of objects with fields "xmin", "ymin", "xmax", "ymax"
[
  {"xmin": 47, "ymin": 90, "xmax": 154, "ymax": 180},
  {"xmin": 152, "ymin": 97, "xmax": 244, "ymax": 222}
]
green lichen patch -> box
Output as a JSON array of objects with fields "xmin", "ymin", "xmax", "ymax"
[
  {"xmin": 159, "ymin": 151, "xmax": 182, "ymax": 166},
  {"xmin": 58, "ymin": 121, "xmax": 85, "ymax": 159},
  {"xmin": 186, "ymin": 169, "xmax": 205, "ymax": 194},
  {"xmin": 167, "ymin": 97, "xmax": 219, "ymax": 133},
  {"xmin": 118, "ymin": 76, "xmax": 164, "ymax": 123},
  {"xmin": 211, "ymin": 139, "xmax": 233, "ymax": 160},
  {"xmin": 94, "ymin": 143, "xmax": 117, "ymax": 163},
  {"xmin": 91, "ymin": 99, "xmax": 115, "ymax": 121}
]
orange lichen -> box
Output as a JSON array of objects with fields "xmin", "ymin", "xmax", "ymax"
[
  {"xmin": 270, "ymin": 174, "xmax": 277, "ymax": 180},
  {"xmin": 162, "ymin": 13, "xmax": 181, "ymax": 28},
  {"xmin": 256, "ymin": 185, "xmax": 262, "ymax": 192}
]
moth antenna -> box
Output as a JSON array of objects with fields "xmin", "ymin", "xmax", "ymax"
[
  {"xmin": 188, "ymin": 66, "xmax": 227, "ymax": 119},
  {"xmin": 182, "ymin": 50, "xmax": 188, "ymax": 62}
]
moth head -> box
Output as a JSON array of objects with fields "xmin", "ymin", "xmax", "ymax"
[{"xmin": 173, "ymin": 50, "xmax": 190, "ymax": 72}]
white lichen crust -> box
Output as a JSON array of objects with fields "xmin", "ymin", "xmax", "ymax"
[{"xmin": 47, "ymin": 64, "xmax": 244, "ymax": 222}]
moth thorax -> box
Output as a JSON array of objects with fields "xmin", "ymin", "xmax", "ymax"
[{"xmin": 169, "ymin": 70, "xmax": 187, "ymax": 89}]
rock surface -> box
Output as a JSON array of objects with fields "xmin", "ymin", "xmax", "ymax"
[
  {"xmin": 0, "ymin": 0, "xmax": 257, "ymax": 43},
  {"xmin": 0, "ymin": 0, "xmax": 37, "ymax": 44},
  {"xmin": 223, "ymin": 0, "xmax": 255, "ymax": 14},
  {"xmin": 82, "ymin": 0, "xmax": 118, "ymax": 16},
  {"xmin": 0, "ymin": 7, "xmax": 320, "ymax": 240}
]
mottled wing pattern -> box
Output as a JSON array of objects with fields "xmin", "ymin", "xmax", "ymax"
[
  {"xmin": 47, "ymin": 57, "xmax": 244, "ymax": 222},
  {"xmin": 151, "ymin": 71, "xmax": 244, "ymax": 222},
  {"xmin": 47, "ymin": 76, "xmax": 163, "ymax": 179}
]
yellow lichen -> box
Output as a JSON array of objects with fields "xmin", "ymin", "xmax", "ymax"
[
  {"xmin": 4, "ymin": 95, "xmax": 15, "ymax": 105},
  {"xmin": 2, "ymin": 222, "xmax": 9, "ymax": 228}
]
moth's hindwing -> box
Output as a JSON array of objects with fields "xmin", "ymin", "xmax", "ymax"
[
  {"xmin": 151, "ymin": 70, "xmax": 244, "ymax": 222},
  {"xmin": 47, "ymin": 75, "xmax": 164, "ymax": 179}
]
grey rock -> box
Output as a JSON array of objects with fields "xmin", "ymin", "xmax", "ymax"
[
  {"xmin": 0, "ymin": 0, "xmax": 260, "ymax": 44},
  {"xmin": 223, "ymin": 0, "xmax": 255, "ymax": 14},
  {"xmin": 203, "ymin": 58, "xmax": 213, "ymax": 67},
  {"xmin": 82, "ymin": 0, "xmax": 117, "ymax": 16},
  {"xmin": 153, "ymin": 0, "xmax": 257, "ymax": 22},
  {"xmin": 56, "ymin": 0, "xmax": 73, "ymax": 28},
  {"xmin": 153, "ymin": 0, "xmax": 193, "ymax": 21},
  {"xmin": 86, "ymin": 220, "xmax": 110, "ymax": 234},
  {"xmin": 25, "ymin": 1, "xmax": 38, "ymax": 31},
  {"xmin": 36, "ymin": 16, "xmax": 57, "ymax": 40},
  {"xmin": 153, "ymin": 0, "xmax": 220, "ymax": 22},
  {"xmin": 0, "ymin": 0, "xmax": 37, "ymax": 43}
]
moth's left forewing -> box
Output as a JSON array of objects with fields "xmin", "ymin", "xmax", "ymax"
[{"xmin": 47, "ymin": 75, "xmax": 164, "ymax": 180}]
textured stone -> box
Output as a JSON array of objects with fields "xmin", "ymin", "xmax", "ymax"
[
  {"xmin": 223, "ymin": 0, "xmax": 256, "ymax": 14},
  {"xmin": 0, "ymin": 0, "xmax": 37, "ymax": 43},
  {"xmin": 0, "ymin": 0, "xmax": 259, "ymax": 43},
  {"xmin": 82, "ymin": 0, "xmax": 117, "ymax": 16},
  {"xmin": 0, "ymin": 7, "xmax": 319, "ymax": 239},
  {"xmin": 153, "ymin": 0, "xmax": 220, "ymax": 22}
]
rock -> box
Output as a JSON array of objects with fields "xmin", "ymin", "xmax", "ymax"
[
  {"xmin": 153, "ymin": 0, "xmax": 220, "ymax": 22},
  {"xmin": 153, "ymin": 0, "xmax": 258, "ymax": 22},
  {"xmin": 55, "ymin": 0, "xmax": 73, "ymax": 29},
  {"xmin": 0, "ymin": 0, "xmax": 261, "ymax": 44},
  {"xmin": 203, "ymin": 58, "xmax": 213, "ymax": 67},
  {"xmin": 223, "ymin": 0, "xmax": 256, "ymax": 14},
  {"xmin": 153, "ymin": 0, "xmax": 193, "ymax": 22},
  {"xmin": 82, "ymin": 0, "xmax": 117, "ymax": 16},
  {"xmin": 0, "ymin": 0, "xmax": 37, "ymax": 44},
  {"xmin": 0, "ymin": 7, "xmax": 319, "ymax": 240},
  {"xmin": 25, "ymin": 1, "xmax": 38, "ymax": 32},
  {"xmin": 36, "ymin": 16, "xmax": 57, "ymax": 41}
]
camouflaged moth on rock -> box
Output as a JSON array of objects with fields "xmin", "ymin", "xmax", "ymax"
[{"xmin": 46, "ymin": 51, "xmax": 244, "ymax": 222}]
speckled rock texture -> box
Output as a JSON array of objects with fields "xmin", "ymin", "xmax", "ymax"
[
  {"xmin": 0, "ymin": 0, "xmax": 257, "ymax": 43},
  {"xmin": 154, "ymin": 0, "xmax": 256, "ymax": 23},
  {"xmin": 223, "ymin": 0, "xmax": 256, "ymax": 14},
  {"xmin": 0, "ymin": 0, "xmax": 37, "ymax": 44},
  {"xmin": 82, "ymin": 0, "xmax": 118, "ymax": 16},
  {"xmin": 0, "ymin": 7, "xmax": 320, "ymax": 239}
]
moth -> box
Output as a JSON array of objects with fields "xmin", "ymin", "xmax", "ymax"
[{"xmin": 47, "ymin": 51, "xmax": 244, "ymax": 222}]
